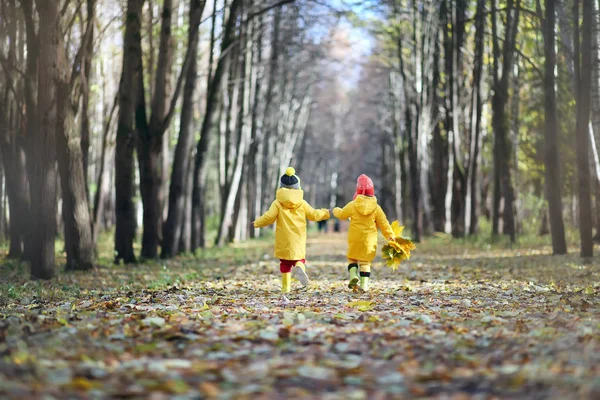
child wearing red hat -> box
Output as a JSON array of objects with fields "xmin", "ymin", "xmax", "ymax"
[{"xmin": 333, "ymin": 174, "xmax": 395, "ymax": 291}]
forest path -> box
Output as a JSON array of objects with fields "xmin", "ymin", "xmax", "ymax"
[{"xmin": 0, "ymin": 233, "xmax": 599, "ymax": 399}]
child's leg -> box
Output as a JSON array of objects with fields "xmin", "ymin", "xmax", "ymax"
[
  {"xmin": 280, "ymin": 260, "xmax": 294, "ymax": 293},
  {"xmin": 347, "ymin": 259, "xmax": 359, "ymax": 289},
  {"xmin": 359, "ymin": 263, "xmax": 371, "ymax": 292},
  {"xmin": 292, "ymin": 259, "xmax": 309, "ymax": 286}
]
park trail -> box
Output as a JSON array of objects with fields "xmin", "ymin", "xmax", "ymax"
[{"xmin": 0, "ymin": 233, "xmax": 599, "ymax": 399}]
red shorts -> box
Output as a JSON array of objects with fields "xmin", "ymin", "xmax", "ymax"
[{"xmin": 279, "ymin": 259, "xmax": 305, "ymax": 273}]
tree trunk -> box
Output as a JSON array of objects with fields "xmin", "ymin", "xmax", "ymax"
[
  {"xmin": 136, "ymin": 0, "xmax": 175, "ymax": 259},
  {"xmin": 56, "ymin": 80, "xmax": 94, "ymax": 271},
  {"xmin": 542, "ymin": 0, "xmax": 568, "ymax": 254},
  {"xmin": 0, "ymin": 92, "xmax": 29, "ymax": 258},
  {"xmin": 0, "ymin": 1, "xmax": 28, "ymax": 257},
  {"xmin": 389, "ymin": 72, "xmax": 404, "ymax": 223},
  {"xmin": 178, "ymin": 155, "xmax": 194, "ymax": 253},
  {"xmin": 450, "ymin": 0, "xmax": 467, "ymax": 238},
  {"xmin": 2, "ymin": 141, "xmax": 29, "ymax": 258},
  {"xmin": 467, "ymin": 0, "xmax": 485, "ymax": 235},
  {"xmin": 217, "ymin": 12, "xmax": 251, "ymax": 246},
  {"xmin": 192, "ymin": 0, "xmax": 242, "ymax": 251},
  {"xmin": 136, "ymin": 130, "xmax": 162, "ymax": 259},
  {"xmin": 594, "ymin": 180, "xmax": 600, "ymax": 241},
  {"xmin": 0, "ymin": 153, "xmax": 5, "ymax": 243},
  {"xmin": 54, "ymin": 1, "xmax": 96, "ymax": 271},
  {"xmin": 29, "ymin": 0, "xmax": 59, "ymax": 279},
  {"xmin": 407, "ymin": 106, "xmax": 422, "ymax": 241},
  {"xmin": 248, "ymin": 13, "xmax": 264, "ymax": 238},
  {"xmin": 540, "ymin": 209, "xmax": 550, "ymax": 235},
  {"xmin": 575, "ymin": 0, "xmax": 594, "ymax": 257},
  {"xmin": 589, "ymin": 0, "xmax": 600, "ymax": 241},
  {"xmin": 491, "ymin": 0, "xmax": 519, "ymax": 242},
  {"xmin": 431, "ymin": 19, "xmax": 446, "ymax": 233},
  {"xmin": 93, "ymin": 92, "xmax": 118, "ymax": 243},
  {"xmin": 80, "ymin": 0, "xmax": 95, "ymax": 204},
  {"xmin": 510, "ymin": 58, "xmax": 521, "ymax": 234},
  {"xmin": 138, "ymin": 0, "xmax": 205, "ymax": 259},
  {"xmin": 21, "ymin": 0, "xmax": 39, "ymax": 264},
  {"xmin": 161, "ymin": 2, "xmax": 202, "ymax": 258},
  {"xmin": 114, "ymin": 0, "xmax": 143, "ymax": 264},
  {"xmin": 258, "ymin": 5, "xmax": 281, "ymax": 217}
]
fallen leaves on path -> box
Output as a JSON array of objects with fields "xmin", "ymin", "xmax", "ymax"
[{"xmin": 0, "ymin": 234, "xmax": 599, "ymax": 399}]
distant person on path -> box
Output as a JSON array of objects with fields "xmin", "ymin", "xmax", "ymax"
[
  {"xmin": 318, "ymin": 220, "xmax": 327, "ymax": 233},
  {"xmin": 333, "ymin": 174, "xmax": 394, "ymax": 292},
  {"xmin": 253, "ymin": 167, "xmax": 330, "ymax": 293}
]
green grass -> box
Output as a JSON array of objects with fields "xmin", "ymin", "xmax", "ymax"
[{"xmin": 0, "ymin": 228, "xmax": 274, "ymax": 305}]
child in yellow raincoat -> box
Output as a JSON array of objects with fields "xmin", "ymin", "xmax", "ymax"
[
  {"xmin": 254, "ymin": 167, "xmax": 330, "ymax": 293},
  {"xmin": 333, "ymin": 174, "xmax": 395, "ymax": 292}
]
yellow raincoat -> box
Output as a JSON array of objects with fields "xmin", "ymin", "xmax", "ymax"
[
  {"xmin": 254, "ymin": 188, "xmax": 330, "ymax": 260},
  {"xmin": 334, "ymin": 195, "xmax": 395, "ymax": 262}
]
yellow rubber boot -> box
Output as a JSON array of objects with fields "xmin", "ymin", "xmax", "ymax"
[
  {"xmin": 281, "ymin": 272, "xmax": 291, "ymax": 293},
  {"xmin": 348, "ymin": 263, "xmax": 359, "ymax": 289},
  {"xmin": 292, "ymin": 262, "xmax": 309, "ymax": 286},
  {"xmin": 359, "ymin": 264, "xmax": 371, "ymax": 292}
]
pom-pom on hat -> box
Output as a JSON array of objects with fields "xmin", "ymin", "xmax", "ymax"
[
  {"xmin": 280, "ymin": 167, "xmax": 301, "ymax": 189},
  {"xmin": 354, "ymin": 174, "xmax": 374, "ymax": 199}
]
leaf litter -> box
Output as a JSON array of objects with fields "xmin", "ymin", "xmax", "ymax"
[{"xmin": 0, "ymin": 234, "xmax": 599, "ymax": 399}]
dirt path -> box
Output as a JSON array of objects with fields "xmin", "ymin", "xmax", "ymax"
[{"xmin": 0, "ymin": 233, "xmax": 599, "ymax": 399}]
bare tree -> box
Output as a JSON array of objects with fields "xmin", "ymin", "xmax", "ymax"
[
  {"xmin": 28, "ymin": 0, "xmax": 60, "ymax": 279},
  {"xmin": 542, "ymin": 0, "xmax": 568, "ymax": 254},
  {"xmin": 55, "ymin": 0, "xmax": 96, "ymax": 271},
  {"xmin": 491, "ymin": 0, "xmax": 519, "ymax": 242},
  {"xmin": 114, "ymin": 0, "xmax": 144, "ymax": 264},
  {"xmin": 161, "ymin": 0, "xmax": 207, "ymax": 258},
  {"xmin": 574, "ymin": 0, "xmax": 594, "ymax": 257},
  {"xmin": 466, "ymin": 0, "xmax": 485, "ymax": 235},
  {"xmin": 192, "ymin": 0, "xmax": 242, "ymax": 251}
]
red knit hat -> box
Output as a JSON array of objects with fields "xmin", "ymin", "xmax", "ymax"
[{"xmin": 354, "ymin": 174, "xmax": 374, "ymax": 199}]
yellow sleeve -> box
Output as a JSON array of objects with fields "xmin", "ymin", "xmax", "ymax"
[
  {"xmin": 254, "ymin": 201, "xmax": 279, "ymax": 228},
  {"xmin": 304, "ymin": 201, "xmax": 330, "ymax": 222},
  {"xmin": 375, "ymin": 206, "xmax": 395, "ymax": 239},
  {"xmin": 333, "ymin": 202, "xmax": 354, "ymax": 220}
]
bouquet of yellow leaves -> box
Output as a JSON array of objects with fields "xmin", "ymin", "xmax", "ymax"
[{"xmin": 382, "ymin": 221, "xmax": 416, "ymax": 271}]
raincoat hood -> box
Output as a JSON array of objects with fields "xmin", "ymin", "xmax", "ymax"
[
  {"xmin": 333, "ymin": 196, "xmax": 394, "ymax": 263},
  {"xmin": 254, "ymin": 189, "xmax": 330, "ymax": 261},
  {"xmin": 276, "ymin": 188, "xmax": 304, "ymax": 209},
  {"xmin": 354, "ymin": 195, "xmax": 378, "ymax": 216}
]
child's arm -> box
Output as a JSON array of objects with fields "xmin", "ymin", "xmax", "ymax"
[
  {"xmin": 375, "ymin": 206, "xmax": 395, "ymax": 240},
  {"xmin": 254, "ymin": 201, "xmax": 279, "ymax": 228},
  {"xmin": 333, "ymin": 202, "xmax": 354, "ymax": 220},
  {"xmin": 304, "ymin": 202, "xmax": 330, "ymax": 221}
]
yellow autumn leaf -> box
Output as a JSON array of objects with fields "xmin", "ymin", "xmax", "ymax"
[
  {"xmin": 391, "ymin": 220, "xmax": 405, "ymax": 237},
  {"xmin": 347, "ymin": 300, "xmax": 375, "ymax": 312},
  {"xmin": 382, "ymin": 232, "xmax": 416, "ymax": 271}
]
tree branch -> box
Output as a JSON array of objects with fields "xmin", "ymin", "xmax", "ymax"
[
  {"xmin": 60, "ymin": 0, "xmax": 73, "ymax": 18},
  {"xmin": 245, "ymin": 0, "xmax": 296, "ymax": 21},
  {"xmin": 0, "ymin": 54, "xmax": 26, "ymax": 79},
  {"xmin": 68, "ymin": 0, "xmax": 95, "ymax": 91},
  {"xmin": 63, "ymin": 0, "xmax": 85, "ymax": 38},
  {"xmin": 484, "ymin": 29, "xmax": 543, "ymax": 81},
  {"xmin": 464, "ymin": 5, "xmax": 539, "ymax": 23},
  {"xmin": 162, "ymin": 1, "xmax": 206, "ymax": 132}
]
